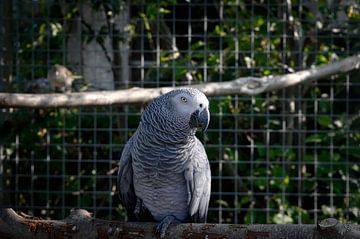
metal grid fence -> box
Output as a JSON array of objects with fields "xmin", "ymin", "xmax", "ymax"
[{"xmin": 1, "ymin": 0, "xmax": 360, "ymax": 225}]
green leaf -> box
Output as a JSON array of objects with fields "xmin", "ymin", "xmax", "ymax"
[
  {"xmin": 273, "ymin": 213, "xmax": 294, "ymax": 224},
  {"xmin": 306, "ymin": 134, "xmax": 323, "ymax": 143},
  {"xmin": 146, "ymin": 4, "xmax": 158, "ymax": 20},
  {"xmin": 159, "ymin": 7, "xmax": 171, "ymax": 14},
  {"xmin": 214, "ymin": 25, "xmax": 226, "ymax": 37},
  {"xmin": 284, "ymin": 175, "xmax": 290, "ymax": 185},
  {"xmin": 257, "ymin": 143, "xmax": 266, "ymax": 157},
  {"xmin": 318, "ymin": 54, "xmax": 328, "ymax": 63},
  {"xmin": 255, "ymin": 179, "xmax": 266, "ymax": 190},
  {"xmin": 255, "ymin": 17, "xmax": 265, "ymax": 28},
  {"xmin": 318, "ymin": 115, "xmax": 331, "ymax": 127},
  {"xmin": 263, "ymin": 69, "xmax": 271, "ymax": 75},
  {"xmin": 321, "ymin": 205, "xmax": 336, "ymax": 216},
  {"xmin": 215, "ymin": 199, "xmax": 229, "ymax": 208}
]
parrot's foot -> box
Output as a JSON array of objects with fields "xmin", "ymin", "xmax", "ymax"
[{"xmin": 155, "ymin": 215, "xmax": 180, "ymax": 239}]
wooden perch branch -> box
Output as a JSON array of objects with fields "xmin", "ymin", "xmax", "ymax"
[
  {"xmin": 0, "ymin": 55, "xmax": 359, "ymax": 108},
  {"xmin": 1, "ymin": 208, "xmax": 360, "ymax": 239}
]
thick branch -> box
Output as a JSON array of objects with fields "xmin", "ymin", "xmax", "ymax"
[
  {"xmin": 0, "ymin": 55, "xmax": 359, "ymax": 108},
  {"xmin": 1, "ymin": 209, "xmax": 360, "ymax": 239}
]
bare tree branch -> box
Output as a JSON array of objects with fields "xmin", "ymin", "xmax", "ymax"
[
  {"xmin": 1, "ymin": 208, "xmax": 360, "ymax": 239},
  {"xmin": 0, "ymin": 55, "xmax": 359, "ymax": 108}
]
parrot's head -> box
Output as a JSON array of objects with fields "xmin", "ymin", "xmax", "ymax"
[{"xmin": 168, "ymin": 88, "xmax": 210, "ymax": 131}]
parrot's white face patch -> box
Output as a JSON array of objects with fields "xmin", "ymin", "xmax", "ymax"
[{"xmin": 170, "ymin": 91, "xmax": 209, "ymax": 119}]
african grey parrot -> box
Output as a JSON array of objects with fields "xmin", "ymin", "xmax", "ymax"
[{"xmin": 117, "ymin": 88, "xmax": 211, "ymax": 238}]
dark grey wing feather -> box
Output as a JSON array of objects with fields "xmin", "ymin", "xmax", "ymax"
[
  {"xmin": 117, "ymin": 137, "xmax": 137, "ymax": 219},
  {"xmin": 117, "ymin": 136, "xmax": 153, "ymax": 221},
  {"xmin": 187, "ymin": 139, "xmax": 211, "ymax": 223}
]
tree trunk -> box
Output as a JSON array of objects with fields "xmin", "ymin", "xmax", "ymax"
[{"xmin": 65, "ymin": 1, "xmax": 115, "ymax": 91}]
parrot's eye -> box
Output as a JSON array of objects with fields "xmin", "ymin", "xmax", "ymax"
[{"xmin": 180, "ymin": 96, "xmax": 187, "ymax": 103}]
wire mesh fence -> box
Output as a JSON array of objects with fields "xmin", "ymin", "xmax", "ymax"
[{"xmin": 0, "ymin": 0, "xmax": 360, "ymax": 225}]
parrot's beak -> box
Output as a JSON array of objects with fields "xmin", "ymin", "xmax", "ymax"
[{"xmin": 190, "ymin": 107, "xmax": 210, "ymax": 131}]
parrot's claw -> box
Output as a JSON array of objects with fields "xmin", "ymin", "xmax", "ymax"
[{"xmin": 155, "ymin": 215, "xmax": 179, "ymax": 239}]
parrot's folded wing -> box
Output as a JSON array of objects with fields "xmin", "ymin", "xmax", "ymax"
[
  {"xmin": 117, "ymin": 137, "xmax": 137, "ymax": 218},
  {"xmin": 188, "ymin": 140, "xmax": 211, "ymax": 223}
]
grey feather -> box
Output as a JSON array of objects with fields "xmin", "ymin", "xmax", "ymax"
[
  {"xmin": 117, "ymin": 137, "xmax": 136, "ymax": 217},
  {"xmin": 117, "ymin": 88, "xmax": 211, "ymax": 231}
]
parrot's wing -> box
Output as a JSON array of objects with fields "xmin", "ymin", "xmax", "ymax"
[
  {"xmin": 117, "ymin": 137, "xmax": 137, "ymax": 218},
  {"xmin": 187, "ymin": 139, "xmax": 211, "ymax": 223},
  {"xmin": 117, "ymin": 136, "xmax": 153, "ymax": 221}
]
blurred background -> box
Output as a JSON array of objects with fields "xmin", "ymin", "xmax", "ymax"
[{"xmin": 0, "ymin": 0, "xmax": 359, "ymax": 225}]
